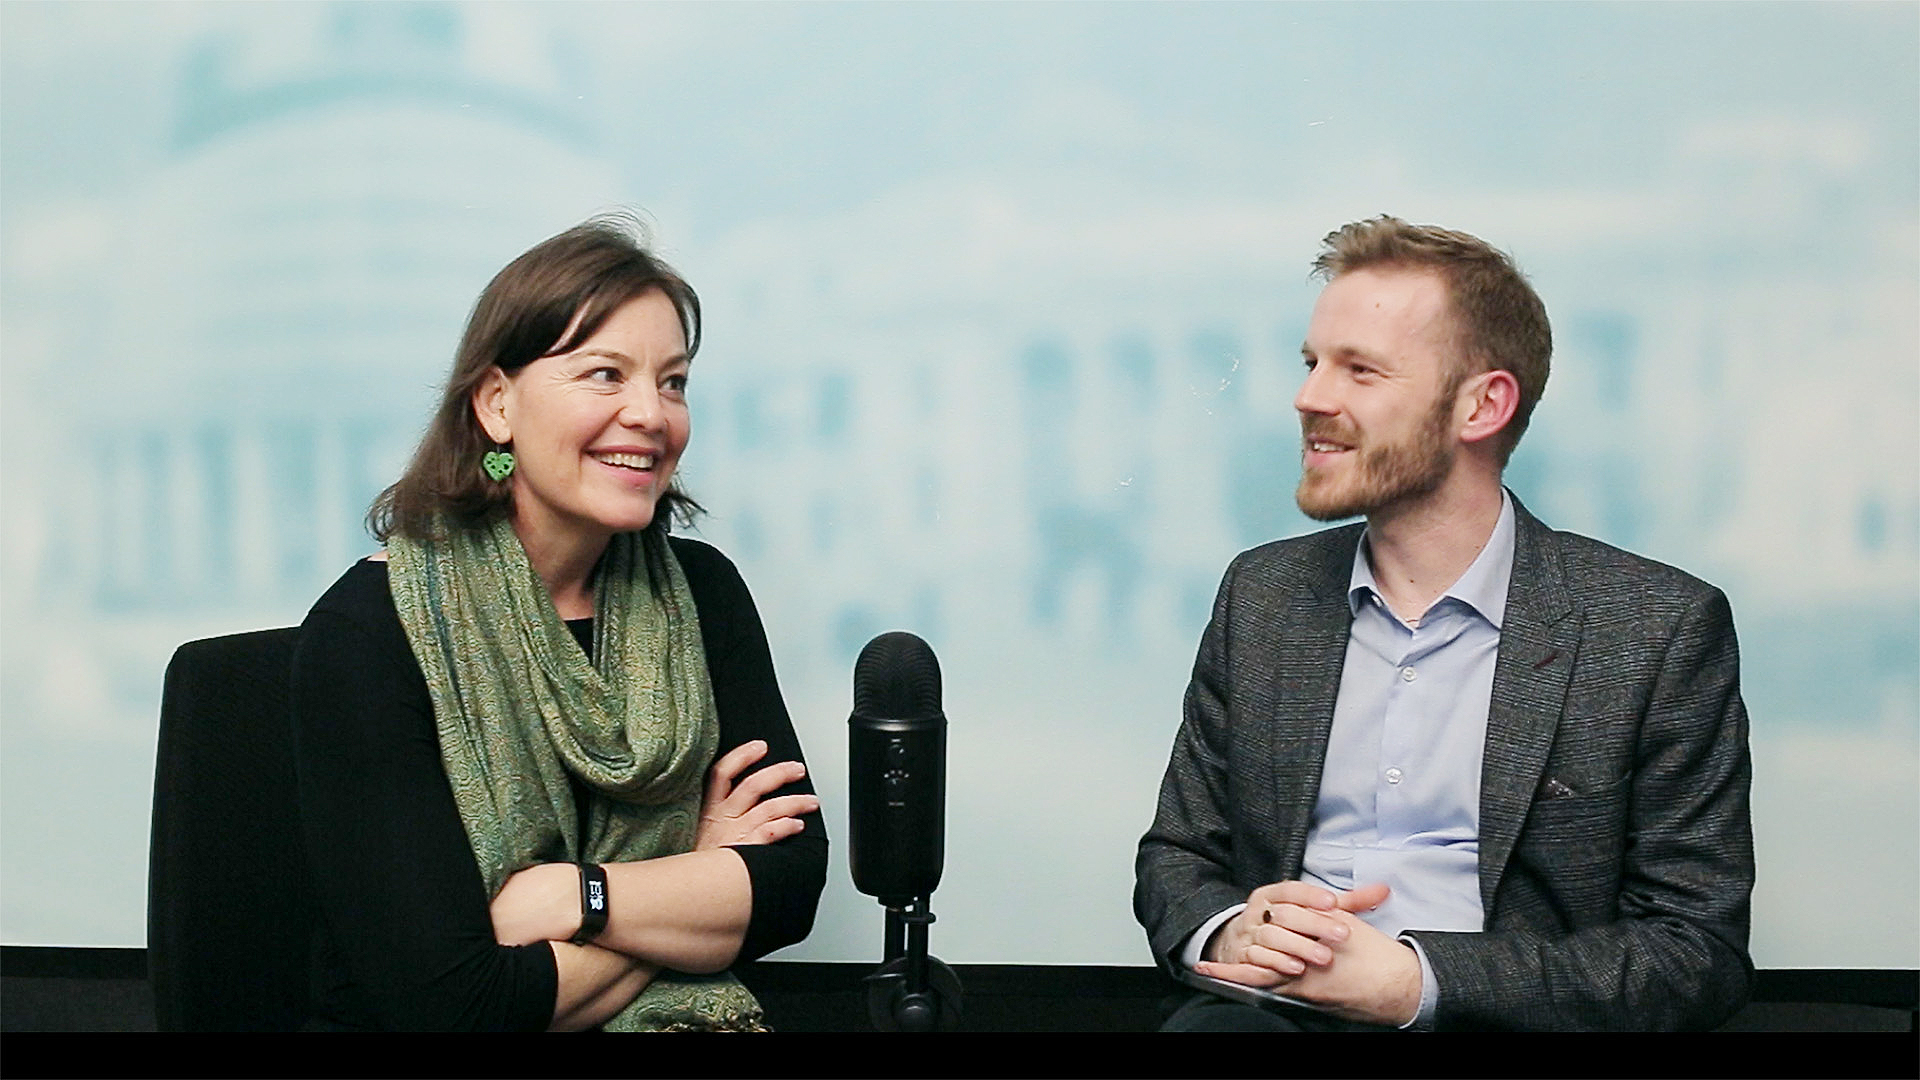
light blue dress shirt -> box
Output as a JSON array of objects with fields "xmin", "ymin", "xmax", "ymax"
[
  {"xmin": 1182, "ymin": 492, "xmax": 1516, "ymax": 1028},
  {"xmin": 1304, "ymin": 489, "xmax": 1514, "ymax": 934}
]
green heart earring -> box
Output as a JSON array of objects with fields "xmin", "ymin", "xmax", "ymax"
[{"xmin": 482, "ymin": 447, "xmax": 516, "ymax": 482}]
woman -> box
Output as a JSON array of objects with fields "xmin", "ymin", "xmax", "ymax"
[{"xmin": 292, "ymin": 216, "xmax": 825, "ymax": 1031}]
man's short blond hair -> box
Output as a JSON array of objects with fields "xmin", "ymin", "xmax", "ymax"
[{"xmin": 1313, "ymin": 216, "xmax": 1551, "ymax": 463}]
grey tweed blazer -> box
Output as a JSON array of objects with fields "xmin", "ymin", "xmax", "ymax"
[{"xmin": 1133, "ymin": 498, "xmax": 1754, "ymax": 1031}]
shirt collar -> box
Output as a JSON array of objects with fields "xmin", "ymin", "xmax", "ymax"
[{"xmin": 1347, "ymin": 489, "xmax": 1516, "ymax": 629}]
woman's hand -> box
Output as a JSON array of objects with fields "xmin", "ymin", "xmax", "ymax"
[
  {"xmin": 490, "ymin": 862, "xmax": 582, "ymax": 947},
  {"xmin": 695, "ymin": 740, "xmax": 820, "ymax": 851}
]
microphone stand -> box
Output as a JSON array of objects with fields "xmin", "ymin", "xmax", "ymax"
[{"xmin": 866, "ymin": 894, "xmax": 961, "ymax": 1031}]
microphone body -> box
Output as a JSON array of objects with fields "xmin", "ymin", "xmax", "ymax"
[{"xmin": 848, "ymin": 631, "xmax": 947, "ymax": 904}]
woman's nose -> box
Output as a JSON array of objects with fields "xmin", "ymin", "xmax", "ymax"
[{"xmin": 618, "ymin": 385, "xmax": 665, "ymax": 430}]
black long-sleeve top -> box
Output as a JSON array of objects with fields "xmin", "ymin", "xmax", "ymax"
[{"xmin": 291, "ymin": 536, "xmax": 826, "ymax": 1031}]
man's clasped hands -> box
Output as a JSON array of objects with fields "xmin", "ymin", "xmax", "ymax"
[{"xmin": 1195, "ymin": 881, "xmax": 1423, "ymax": 1027}]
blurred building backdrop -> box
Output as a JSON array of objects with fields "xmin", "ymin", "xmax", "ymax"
[{"xmin": 3, "ymin": 2, "xmax": 1914, "ymax": 967}]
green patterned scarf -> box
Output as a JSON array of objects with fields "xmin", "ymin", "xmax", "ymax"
[{"xmin": 387, "ymin": 515, "xmax": 764, "ymax": 1031}]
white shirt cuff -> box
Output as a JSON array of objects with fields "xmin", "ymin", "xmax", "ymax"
[
  {"xmin": 1396, "ymin": 934, "xmax": 1439, "ymax": 1030},
  {"xmin": 1178, "ymin": 904, "xmax": 1246, "ymax": 970}
]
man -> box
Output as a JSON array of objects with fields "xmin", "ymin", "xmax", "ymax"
[{"xmin": 1134, "ymin": 216, "xmax": 1753, "ymax": 1031}]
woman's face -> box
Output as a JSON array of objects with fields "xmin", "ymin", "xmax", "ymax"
[{"xmin": 472, "ymin": 288, "xmax": 691, "ymax": 552}]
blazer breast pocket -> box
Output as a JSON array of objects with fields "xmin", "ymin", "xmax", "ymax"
[
  {"xmin": 1520, "ymin": 772, "xmax": 1632, "ymax": 850},
  {"xmin": 1509, "ymin": 773, "xmax": 1634, "ymax": 923}
]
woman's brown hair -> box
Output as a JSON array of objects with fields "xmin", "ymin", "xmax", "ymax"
[{"xmin": 368, "ymin": 214, "xmax": 703, "ymax": 541}]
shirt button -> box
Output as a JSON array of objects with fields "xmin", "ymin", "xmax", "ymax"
[
  {"xmin": 1385, "ymin": 767, "xmax": 1403, "ymax": 784},
  {"xmin": 1400, "ymin": 666, "xmax": 1417, "ymax": 682}
]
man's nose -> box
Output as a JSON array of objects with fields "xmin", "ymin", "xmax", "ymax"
[{"xmin": 1295, "ymin": 364, "xmax": 1336, "ymax": 417}]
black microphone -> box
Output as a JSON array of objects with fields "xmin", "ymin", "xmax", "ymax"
[{"xmin": 848, "ymin": 631, "xmax": 946, "ymax": 904}]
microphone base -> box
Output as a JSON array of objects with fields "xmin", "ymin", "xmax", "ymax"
[
  {"xmin": 866, "ymin": 896, "xmax": 961, "ymax": 1030},
  {"xmin": 864, "ymin": 955, "xmax": 963, "ymax": 1032}
]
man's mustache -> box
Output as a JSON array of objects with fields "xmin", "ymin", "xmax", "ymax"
[{"xmin": 1300, "ymin": 417, "xmax": 1360, "ymax": 445}]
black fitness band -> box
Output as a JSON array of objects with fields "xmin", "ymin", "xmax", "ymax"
[{"xmin": 573, "ymin": 862, "xmax": 608, "ymax": 944}]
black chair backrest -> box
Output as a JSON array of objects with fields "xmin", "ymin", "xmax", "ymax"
[{"xmin": 148, "ymin": 628, "xmax": 312, "ymax": 1031}]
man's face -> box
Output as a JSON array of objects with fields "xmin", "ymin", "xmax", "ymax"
[{"xmin": 1294, "ymin": 267, "xmax": 1465, "ymax": 522}]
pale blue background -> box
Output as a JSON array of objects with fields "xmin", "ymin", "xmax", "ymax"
[{"xmin": 3, "ymin": 1, "xmax": 1914, "ymax": 968}]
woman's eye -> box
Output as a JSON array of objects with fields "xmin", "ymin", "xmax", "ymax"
[
  {"xmin": 663, "ymin": 373, "xmax": 689, "ymax": 393},
  {"xmin": 586, "ymin": 367, "xmax": 622, "ymax": 383}
]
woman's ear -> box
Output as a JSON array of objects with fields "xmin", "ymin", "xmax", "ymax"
[{"xmin": 472, "ymin": 367, "xmax": 512, "ymax": 444}]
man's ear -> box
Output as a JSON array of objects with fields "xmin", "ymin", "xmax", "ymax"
[
  {"xmin": 1457, "ymin": 368, "xmax": 1519, "ymax": 448},
  {"xmin": 472, "ymin": 367, "xmax": 513, "ymax": 444}
]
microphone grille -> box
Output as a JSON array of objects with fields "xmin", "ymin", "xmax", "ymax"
[{"xmin": 852, "ymin": 631, "xmax": 943, "ymax": 719}]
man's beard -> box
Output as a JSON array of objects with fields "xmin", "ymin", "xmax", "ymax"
[{"xmin": 1295, "ymin": 390, "xmax": 1457, "ymax": 522}]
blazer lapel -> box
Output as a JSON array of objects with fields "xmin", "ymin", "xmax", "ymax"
[
  {"xmin": 1479, "ymin": 498, "xmax": 1578, "ymax": 915},
  {"xmin": 1264, "ymin": 530, "xmax": 1359, "ymax": 883}
]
